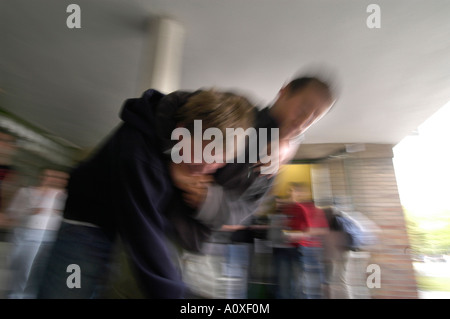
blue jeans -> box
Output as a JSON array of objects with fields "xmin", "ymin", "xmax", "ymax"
[
  {"xmin": 37, "ymin": 222, "xmax": 114, "ymax": 299},
  {"xmin": 8, "ymin": 228, "xmax": 58, "ymax": 299},
  {"xmin": 224, "ymin": 244, "xmax": 251, "ymax": 298},
  {"xmin": 298, "ymin": 246, "xmax": 325, "ymax": 299},
  {"xmin": 273, "ymin": 247, "xmax": 300, "ymax": 299}
]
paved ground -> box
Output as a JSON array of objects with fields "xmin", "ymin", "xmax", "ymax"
[
  {"xmin": 414, "ymin": 261, "xmax": 450, "ymax": 299},
  {"xmin": 418, "ymin": 290, "xmax": 450, "ymax": 299}
]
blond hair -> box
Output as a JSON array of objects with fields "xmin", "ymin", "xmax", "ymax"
[{"xmin": 175, "ymin": 89, "xmax": 255, "ymax": 136}]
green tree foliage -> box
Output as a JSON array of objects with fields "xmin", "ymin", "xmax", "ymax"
[{"xmin": 404, "ymin": 208, "xmax": 450, "ymax": 256}]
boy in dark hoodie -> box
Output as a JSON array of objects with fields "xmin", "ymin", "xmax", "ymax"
[{"xmin": 37, "ymin": 89, "xmax": 255, "ymax": 299}]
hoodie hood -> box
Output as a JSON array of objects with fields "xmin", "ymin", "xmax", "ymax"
[
  {"xmin": 153, "ymin": 90, "xmax": 199, "ymax": 154},
  {"xmin": 120, "ymin": 89, "xmax": 200, "ymax": 154},
  {"xmin": 119, "ymin": 89, "xmax": 165, "ymax": 139}
]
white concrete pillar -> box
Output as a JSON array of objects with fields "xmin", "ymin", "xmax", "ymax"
[{"xmin": 138, "ymin": 17, "xmax": 185, "ymax": 94}]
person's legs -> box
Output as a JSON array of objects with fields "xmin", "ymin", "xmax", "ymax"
[
  {"xmin": 7, "ymin": 228, "xmax": 45, "ymax": 299},
  {"xmin": 298, "ymin": 246, "xmax": 325, "ymax": 299},
  {"xmin": 225, "ymin": 243, "xmax": 250, "ymax": 298},
  {"xmin": 330, "ymin": 250, "xmax": 350, "ymax": 299},
  {"xmin": 37, "ymin": 222, "xmax": 114, "ymax": 299},
  {"xmin": 22, "ymin": 230, "xmax": 60, "ymax": 298},
  {"xmin": 322, "ymin": 256, "xmax": 333, "ymax": 299},
  {"xmin": 286, "ymin": 246, "xmax": 301, "ymax": 299},
  {"xmin": 273, "ymin": 247, "xmax": 297, "ymax": 299},
  {"xmin": 296, "ymin": 247, "xmax": 306, "ymax": 299},
  {"xmin": 273, "ymin": 248, "xmax": 286, "ymax": 299}
]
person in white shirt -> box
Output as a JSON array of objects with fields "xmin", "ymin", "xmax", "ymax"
[{"xmin": 6, "ymin": 169, "xmax": 68, "ymax": 299}]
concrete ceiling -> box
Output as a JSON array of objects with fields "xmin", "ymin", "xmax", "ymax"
[{"xmin": 1, "ymin": 0, "xmax": 450, "ymax": 158}]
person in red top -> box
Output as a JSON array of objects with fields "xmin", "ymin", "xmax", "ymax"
[
  {"xmin": 283, "ymin": 182, "xmax": 329, "ymax": 298},
  {"xmin": 268, "ymin": 193, "xmax": 300, "ymax": 299}
]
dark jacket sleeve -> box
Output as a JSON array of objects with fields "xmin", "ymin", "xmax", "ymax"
[{"xmin": 112, "ymin": 153, "xmax": 185, "ymax": 298}]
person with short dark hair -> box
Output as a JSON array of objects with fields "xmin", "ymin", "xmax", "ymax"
[{"xmin": 7, "ymin": 168, "xmax": 68, "ymax": 299}]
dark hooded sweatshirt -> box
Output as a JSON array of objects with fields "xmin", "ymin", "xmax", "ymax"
[{"xmin": 63, "ymin": 89, "xmax": 190, "ymax": 298}]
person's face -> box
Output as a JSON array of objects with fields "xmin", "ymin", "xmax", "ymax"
[
  {"xmin": 41, "ymin": 170, "xmax": 69, "ymax": 188},
  {"xmin": 289, "ymin": 186, "xmax": 311, "ymax": 202},
  {"xmin": 288, "ymin": 187, "xmax": 300, "ymax": 201},
  {"xmin": 272, "ymin": 84, "xmax": 334, "ymax": 139},
  {"xmin": 0, "ymin": 132, "xmax": 17, "ymax": 157}
]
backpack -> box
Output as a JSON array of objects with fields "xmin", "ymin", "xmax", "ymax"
[{"xmin": 334, "ymin": 215, "xmax": 366, "ymax": 251}]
